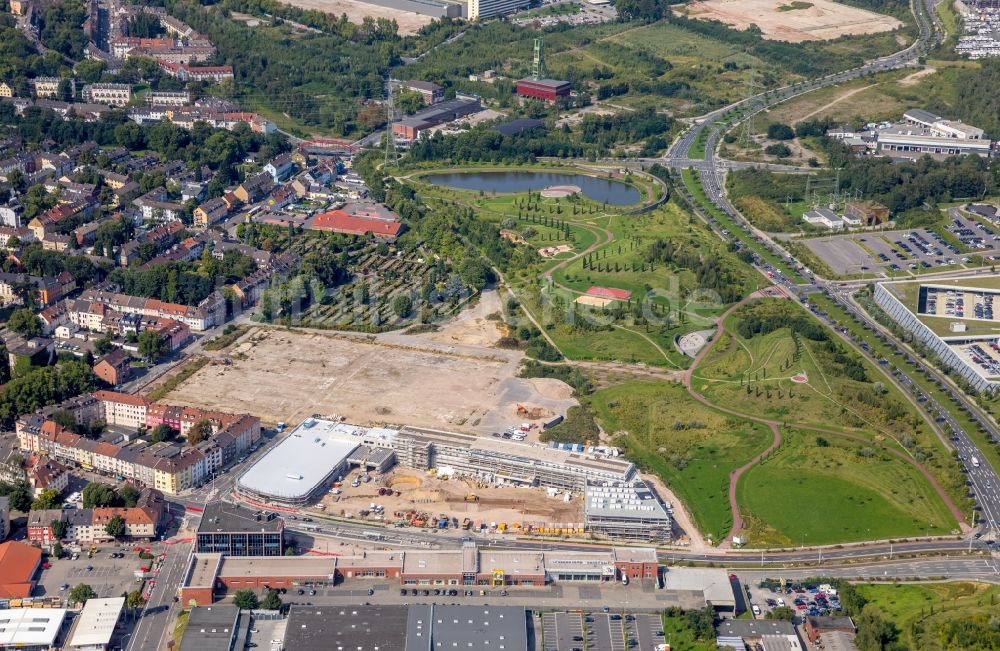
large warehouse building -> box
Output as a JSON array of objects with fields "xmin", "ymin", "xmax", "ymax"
[
  {"xmin": 236, "ymin": 419, "xmax": 636, "ymax": 506},
  {"xmin": 516, "ymin": 78, "xmax": 571, "ymax": 102},
  {"xmin": 179, "ymin": 542, "xmax": 659, "ymax": 604}
]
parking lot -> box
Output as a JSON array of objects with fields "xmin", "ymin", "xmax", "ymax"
[
  {"xmin": 539, "ymin": 611, "xmax": 665, "ymax": 651},
  {"xmin": 746, "ymin": 579, "xmax": 842, "ymax": 620},
  {"xmin": 945, "ymin": 211, "xmax": 1000, "ymax": 253},
  {"xmin": 804, "ymin": 227, "xmax": 972, "ymax": 276},
  {"xmin": 34, "ymin": 549, "xmax": 148, "ymax": 601}
]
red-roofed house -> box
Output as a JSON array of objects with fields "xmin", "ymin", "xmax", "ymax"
[
  {"xmin": 586, "ymin": 286, "xmax": 631, "ymax": 301},
  {"xmin": 0, "ymin": 541, "xmax": 41, "ymax": 598},
  {"xmin": 310, "ymin": 210, "xmax": 403, "ymax": 240}
]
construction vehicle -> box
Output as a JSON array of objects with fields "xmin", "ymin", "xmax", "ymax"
[
  {"xmin": 462, "ymin": 518, "xmax": 472, "ymax": 530},
  {"xmin": 465, "ymin": 494, "xmax": 479, "ymax": 502}
]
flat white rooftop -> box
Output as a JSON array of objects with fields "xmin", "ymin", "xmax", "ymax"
[
  {"xmin": 0, "ymin": 608, "xmax": 67, "ymax": 647},
  {"xmin": 67, "ymin": 597, "xmax": 125, "ymax": 648},
  {"xmin": 237, "ymin": 418, "xmax": 359, "ymax": 500}
]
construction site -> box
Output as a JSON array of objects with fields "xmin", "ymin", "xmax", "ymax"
[{"xmin": 316, "ymin": 466, "xmax": 587, "ymax": 536}]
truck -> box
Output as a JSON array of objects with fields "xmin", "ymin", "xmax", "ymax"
[{"xmin": 971, "ymin": 456, "xmax": 980, "ymax": 468}]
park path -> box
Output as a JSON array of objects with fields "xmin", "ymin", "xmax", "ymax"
[
  {"xmin": 681, "ymin": 287, "xmax": 968, "ymax": 546},
  {"xmin": 681, "ymin": 289, "xmax": 782, "ymax": 547}
]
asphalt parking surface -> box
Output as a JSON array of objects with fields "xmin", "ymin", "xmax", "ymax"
[
  {"xmin": 804, "ymin": 228, "xmax": 967, "ymax": 276},
  {"xmin": 35, "ymin": 550, "xmax": 145, "ymax": 601}
]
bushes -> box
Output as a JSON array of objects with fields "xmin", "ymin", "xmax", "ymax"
[
  {"xmin": 767, "ymin": 123, "xmax": 795, "ymax": 140},
  {"xmin": 764, "ymin": 143, "xmax": 792, "ymax": 158}
]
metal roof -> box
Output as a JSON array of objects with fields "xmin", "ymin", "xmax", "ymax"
[{"xmin": 404, "ymin": 605, "xmax": 528, "ymax": 651}]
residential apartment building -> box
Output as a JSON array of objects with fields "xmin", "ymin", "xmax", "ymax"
[
  {"xmin": 28, "ymin": 505, "xmax": 161, "ymax": 545},
  {"xmin": 82, "ymin": 83, "xmax": 132, "ymax": 107},
  {"xmin": 15, "ymin": 397, "xmax": 261, "ymax": 495},
  {"xmin": 146, "ymin": 90, "xmax": 192, "ymax": 107},
  {"xmin": 32, "ymin": 77, "xmax": 68, "ymax": 99}
]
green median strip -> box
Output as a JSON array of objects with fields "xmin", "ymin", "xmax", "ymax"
[{"xmin": 680, "ymin": 168, "xmax": 804, "ymax": 282}]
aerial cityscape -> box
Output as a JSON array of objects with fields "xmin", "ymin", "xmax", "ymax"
[{"xmin": 0, "ymin": 0, "xmax": 997, "ymax": 648}]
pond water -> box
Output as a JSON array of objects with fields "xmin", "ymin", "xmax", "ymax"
[{"xmin": 423, "ymin": 170, "xmax": 641, "ymax": 206}]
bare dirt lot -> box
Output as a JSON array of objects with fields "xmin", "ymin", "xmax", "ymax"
[
  {"xmin": 158, "ymin": 322, "xmax": 577, "ymax": 434},
  {"xmin": 317, "ymin": 467, "xmax": 584, "ymax": 530},
  {"xmin": 277, "ymin": 0, "xmax": 434, "ymax": 35},
  {"xmin": 684, "ymin": 0, "xmax": 902, "ymax": 42}
]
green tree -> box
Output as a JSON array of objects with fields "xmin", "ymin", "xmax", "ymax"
[
  {"xmin": 51, "ymin": 519, "xmax": 67, "ymax": 540},
  {"xmin": 137, "ymin": 330, "xmax": 167, "ymax": 363},
  {"xmin": 126, "ymin": 590, "xmax": 146, "ymax": 611},
  {"xmin": 82, "ymin": 482, "xmax": 116, "ymax": 508},
  {"xmin": 105, "ymin": 514, "xmax": 127, "ymax": 541},
  {"xmin": 52, "ymin": 542, "xmax": 64, "ymax": 557},
  {"xmin": 7, "ymin": 308, "xmax": 42, "ymax": 337},
  {"xmin": 232, "ymin": 589, "xmax": 259, "ymax": 610},
  {"xmin": 187, "ymin": 419, "xmax": 213, "ymax": 445},
  {"xmin": 94, "ymin": 333, "xmax": 115, "ymax": 356},
  {"xmin": 68, "ymin": 583, "xmax": 96, "ymax": 606},
  {"xmin": 766, "ymin": 606, "xmax": 796, "ymax": 620},
  {"xmin": 854, "ymin": 609, "xmax": 898, "ymax": 651},
  {"xmin": 31, "ymin": 488, "xmax": 61, "ymax": 510},
  {"xmin": 149, "ymin": 424, "xmax": 177, "ymax": 443},
  {"xmin": 766, "ymin": 123, "xmax": 795, "ymax": 140},
  {"xmin": 261, "ymin": 589, "xmax": 282, "ymax": 610},
  {"xmin": 118, "ymin": 485, "xmax": 140, "ymax": 508},
  {"xmin": 0, "ymin": 479, "xmax": 33, "ymax": 511},
  {"xmin": 391, "ymin": 294, "xmax": 413, "ymax": 318}
]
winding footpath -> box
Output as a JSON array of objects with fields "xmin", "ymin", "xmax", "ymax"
[{"xmin": 681, "ymin": 288, "xmax": 968, "ymax": 547}]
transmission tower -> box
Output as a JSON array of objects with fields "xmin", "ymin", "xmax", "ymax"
[
  {"xmin": 383, "ymin": 77, "xmax": 398, "ymax": 167},
  {"xmin": 532, "ymin": 37, "xmax": 545, "ymax": 80},
  {"xmin": 738, "ymin": 68, "xmax": 763, "ymax": 150}
]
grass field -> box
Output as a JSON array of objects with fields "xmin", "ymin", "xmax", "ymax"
[
  {"xmin": 737, "ymin": 429, "xmax": 957, "ymax": 546},
  {"xmin": 696, "ymin": 301, "xmax": 937, "ymax": 446},
  {"xmin": 589, "ymin": 380, "xmax": 772, "ymax": 543},
  {"xmin": 857, "ymin": 582, "xmax": 1000, "ymax": 650},
  {"xmin": 762, "ymin": 63, "xmax": 973, "ymax": 126}
]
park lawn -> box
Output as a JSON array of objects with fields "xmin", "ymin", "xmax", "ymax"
[
  {"xmin": 856, "ymin": 582, "xmax": 1000, "ymax": 651},
  {"xmin": 550, "ymin": 202, "xmax": 756, "ymax": 331},
  {"xmin": 519, "ymin": 286, "xmax": 691, "ymax": 367},
  {"xmin": 696, "ymin": 300, "xmax": 942, "ymax": 448},
  {"xmin": 589, "ymin": 380, "xmax": 772, "ymax": 543},
  {"xmin": 736, "ymin": 429, "xmax": 957, "ymax": 547}
]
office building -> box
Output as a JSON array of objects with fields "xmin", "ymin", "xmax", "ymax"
[{"xmin": 195, "ymin": 501, "xmax": 284, "ymax": 556}]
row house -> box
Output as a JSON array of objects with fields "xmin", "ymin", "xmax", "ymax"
[
  {"xmin": 73, "ymin": 288, "xmax": 218, "ymax": 331},
  {"xmin": 133, "ymin": 188, "xmax": 183, "ymax": 221},
  {"xmin": 28, "ymin": 504, "xmax": 161, "ymax": 545},
  {"xmin": 28, "ymin": 199, "xmax": 96, "ymax": 239},
  {"xmin": 158, "ymin": 62, "xmax": 233, "ymax": 82},
  {"xmin": 40, "ymin": 393, "xmax": 101, "ymax": 427},
  {"xmin": 0, "ymin": 271, "xmax": 75, "ymax": 306},
  {"xmin": 118, "ymin": 220, "xmax": 184, "ymax": 266},
  {"xmin": 193, "ymin": 197, "xmax": 228, "ymax": 228},
  {"xmin": 146, "ymin": 90, "xmax": 191, "ymax": 107},
  {"xmin": 234, "ymin": 172, "xmax": 273, "ymax": 204},
  {"xmin": 17, "ymin": 409, "xmax": 259, "ymax": 495},
  {"xmin": 0, "ymin": 225, "xmax": 32, "ymax": 247},
  {"xmin": 39, "ymin": 301, "xmax": 69, "ymax": 334}
]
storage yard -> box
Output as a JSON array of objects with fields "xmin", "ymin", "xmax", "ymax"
[
  {"xmin": 158, "ymin": 326, "xmax": 577, "ymax": 433},
  {"xmin": 684, "ymin": 0, "xmax": 902, "ymax": 42}
]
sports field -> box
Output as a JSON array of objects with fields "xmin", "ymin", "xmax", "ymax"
[{"xmin": 685, "ymin": 0, "xmax": 902, "ymax": 42}]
